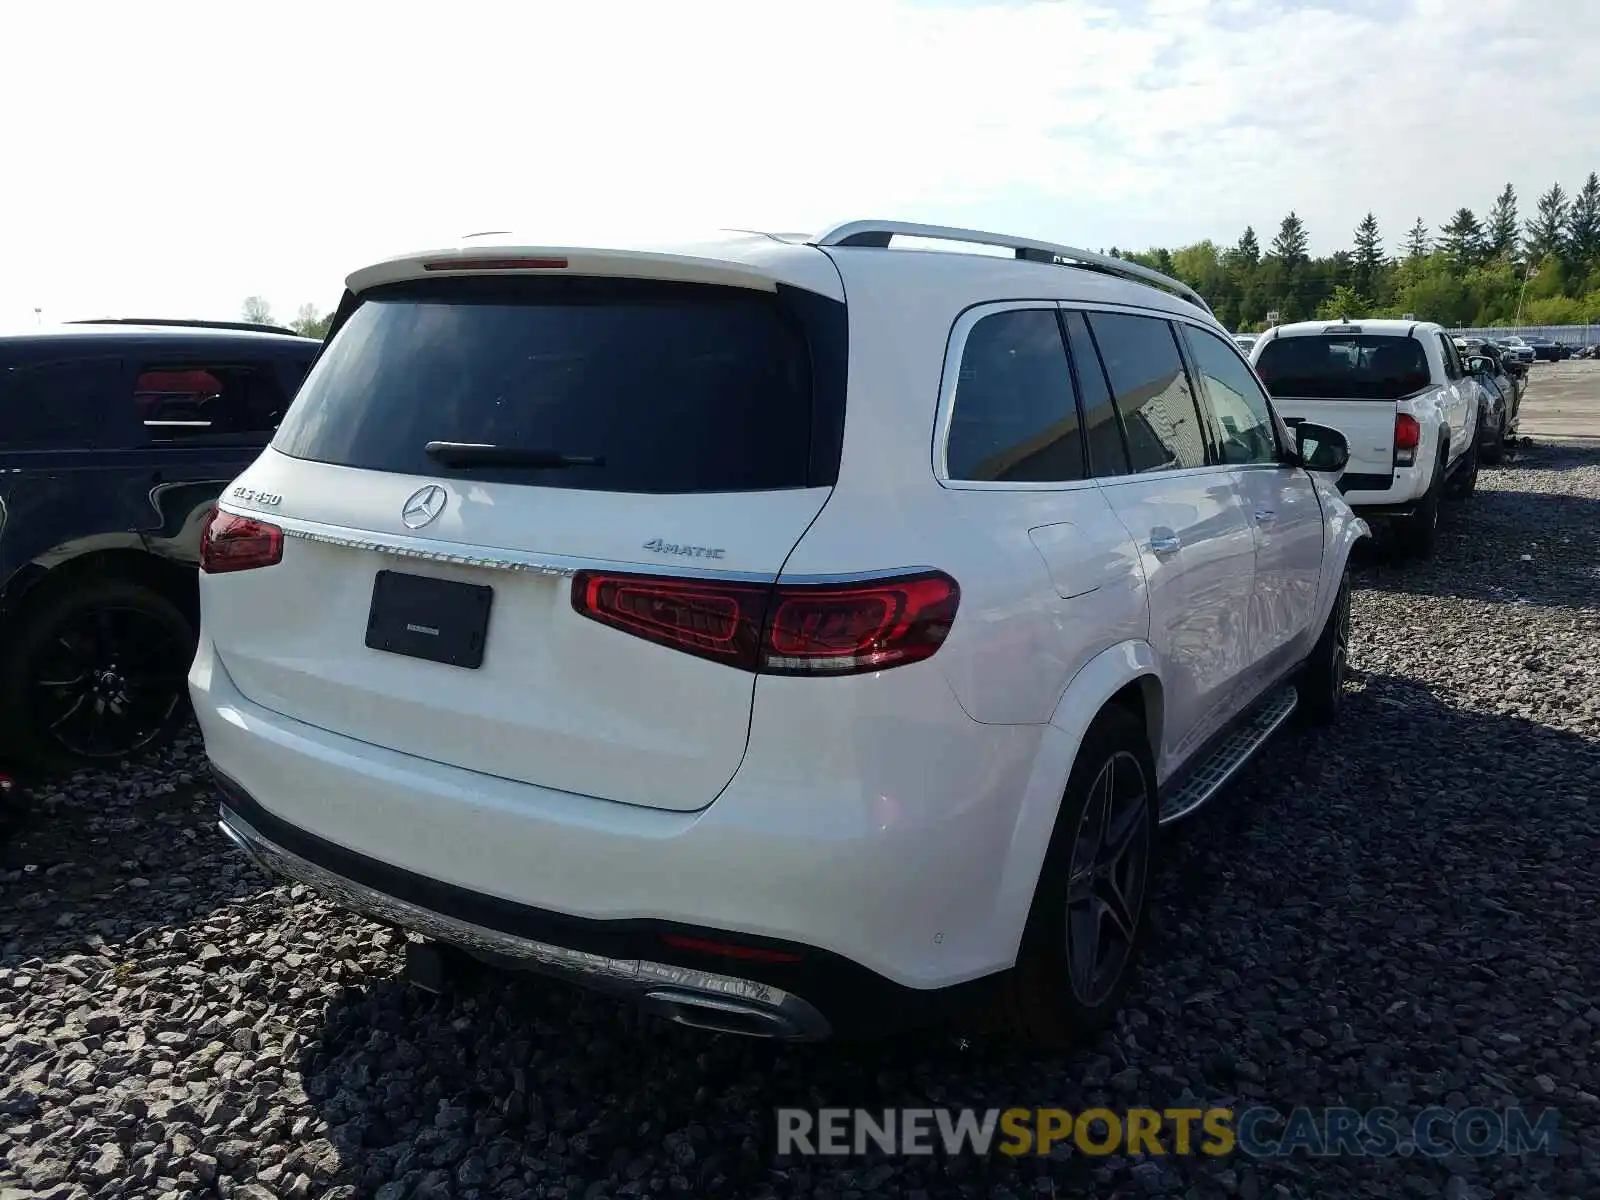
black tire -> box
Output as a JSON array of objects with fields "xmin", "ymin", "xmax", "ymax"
[
  {"xmin": 1481, "ymin": 415, "xmax": 1505, "ymax": 466},
  {"xmin": 1395, "ymin": 461, "xmax": 1443, "ymax": 560},
  {"xmin": 986, "ymin": 705, "xmax": 1158, "ymax": 1046},
  {"xmin": 1445, "ymin": 436, "xmax": 1479, "ymax": 501},
  {"xmin": 0, "ymin": 579, "xmax": 196, "ymax": 772},
  {"xmin": 1296, "ymin": 570, "xmax": 1350, "ymax": 726}
]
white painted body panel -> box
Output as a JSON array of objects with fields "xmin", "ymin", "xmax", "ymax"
[
  {"xmin": 1232, "ymin": 463, "xmax": 1327, "ymax": 685},
  {"xmin": 208, "ymin": 449, "xmax": 831, "ymax": 812},
  {"xmin": 1094, "ymin": 468, "xmax": 1255, "ymax": 775},
  {"xmin": 192, "ymin": 227, "xmax": 1369, "ymax": 992}
]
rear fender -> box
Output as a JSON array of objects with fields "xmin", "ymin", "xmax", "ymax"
[{"xmin": 985, "ymin": 640, "xmax": 1161, "ymax": 964}]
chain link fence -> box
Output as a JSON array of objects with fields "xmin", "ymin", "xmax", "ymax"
[{"xmin": 1448, "ymin": 324, "xmax": 1600, "ymax": 347}]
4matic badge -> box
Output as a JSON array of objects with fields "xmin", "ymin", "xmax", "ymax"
[{"xmin": 643, "ymin": 537, "xmax": 725, "ymax": 560}]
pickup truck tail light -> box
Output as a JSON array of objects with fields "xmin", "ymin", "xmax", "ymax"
[
  {"xmin": 1393, "ymin": 414, "xmax": 1421, "ymax": 467},
  {"xmin": 571, "ymin": 569, "xmax": 960, "ymax": 677}
]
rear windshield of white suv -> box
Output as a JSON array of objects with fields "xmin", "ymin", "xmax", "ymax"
[
  {"xmin": 1254, "ymin": 334, "xmax": 1432, "ymax": 401},
  {"xmin": 271, "ymin": 277, "xmax": 826, "ymax": 493}
]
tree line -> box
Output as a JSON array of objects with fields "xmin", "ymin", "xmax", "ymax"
[
  {"xmin": 1113, "ymin": 173, "xmax": 1600, "ymax": 332},
  {"xmin": 243, "ymin": 171, "xmax": 1600, "ymax": 337},
  {"xmin": 240, "ymin": 297, "xmax": 334, "ymax": 340}
]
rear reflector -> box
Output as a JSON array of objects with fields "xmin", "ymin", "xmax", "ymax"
[
  {"xmin": 421, "ymin": 256, "xmax": 568, "ymax": 272},
  {"xmin": 571, "ymin": 569, "xmax": 960, "ymax": 677},
  {"xmin": 200, "ymin": 507, "xmax": 284, "ymax": 574},
  {"xmin": 661, "ymin": 934, "xmax": 803, "ymax": 964}
]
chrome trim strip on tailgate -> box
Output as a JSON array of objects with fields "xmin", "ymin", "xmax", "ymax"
[
  {"xmin": 214, "ymin": 502, "xmax": 778, "ymax": 583},
  {"xmin": 218, "ymin": 806, "xmax": 832, "ymax": 1040}
]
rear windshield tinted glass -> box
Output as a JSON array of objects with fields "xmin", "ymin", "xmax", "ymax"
[
  {"xmin": 1254, "ymin": 334, "xmax": 1431, "ymax": 400},
  {"xmin": 271, "ymin": 279, "xmax": 816, "ymax": 493}
]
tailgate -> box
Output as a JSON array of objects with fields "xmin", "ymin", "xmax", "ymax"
[
  {"xmin": 1269, "ymin": 397, "xmax": 1395, "ymax": 480},
  {"xmin": 199, "ymin": 271, "xmax": 844, "ymax": 813}
]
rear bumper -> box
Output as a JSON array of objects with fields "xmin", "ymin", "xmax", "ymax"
[
  {"xmin": 190, "ymin": 630, "xmax": 1044, "ymax": 1032},
  {"xmin": 214, "ymin": 771, "xmax": 989, "ymax": 1040},
  {"xmin": 1339, "ymin": 464, "xmax": 1425, "ymax": 511}
]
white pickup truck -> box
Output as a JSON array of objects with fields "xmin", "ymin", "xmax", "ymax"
[{"xmin": 1250, "ymin": 319, "xmax": 1481, "ymax": 559}]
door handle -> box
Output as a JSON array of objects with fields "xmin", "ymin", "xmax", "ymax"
[
  {"xmin": 1149, "ymin": 533, "xmax": 1181, "ymax": 555},
  {"xmin": 1254, "ymin": 508, "xmax": 1275, "ymax": 523}
]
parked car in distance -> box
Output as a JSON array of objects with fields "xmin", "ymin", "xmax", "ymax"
[
  {"xmin": 1455, "ymin": 338, "xmax": 1519, "ymax": 462},
  {"xmin": 195, "ymin": 220, "xmax": 1368, "ymax": 1045},
  {"xmin": 1233, "ymin": 333, "xmax": 1258, "ymax": 355},
  {"xmin": 0, "ymin": 320, "xmax": 321, "ymax": 768},
  {"xmin": 1250, "ymin": 318, "xmax": 1480, "ymax": 559},
  {"xmin": 1519, "ymin": 336, "xmax": 1569, "ymax": 362},
  {"xmin": 1495, "ymin": 337, "xmax": 1537, "ymax": 365}
]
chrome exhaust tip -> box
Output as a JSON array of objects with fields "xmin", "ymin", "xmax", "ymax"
[{"xmin": 640, "ymin": 989, "xmax": 808, "ymax": 1039}]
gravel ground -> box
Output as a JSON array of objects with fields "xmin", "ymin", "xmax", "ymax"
[{"xmin": 3, "ymin": 442, "xmax": 1599, "ymax": 1200}]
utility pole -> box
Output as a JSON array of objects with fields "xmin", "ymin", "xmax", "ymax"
[{"xmin": 1515, "ymin": 265, "xmax": 1540, "ymax": 327}]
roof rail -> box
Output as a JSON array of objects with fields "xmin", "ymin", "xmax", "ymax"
[
  {"xmin": 811, "ymin": 220, "xmax": 1213, "ymax": 314},
  {"xmin": 67, "ymin": 317, "xmax": 303, "ymax": 336}
]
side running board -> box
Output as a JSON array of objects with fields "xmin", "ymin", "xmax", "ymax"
[{"xmin": 1157, "ymin": 686, "xmax": 1299, "ymax": 825}]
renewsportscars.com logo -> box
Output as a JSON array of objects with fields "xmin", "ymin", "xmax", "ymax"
[{"xmin": 775, "ymin": 1106, "xmax": 1561, "ymax": 1160}]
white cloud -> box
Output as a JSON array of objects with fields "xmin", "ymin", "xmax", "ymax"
[{"xmin": 1, "ymin": 0, "xmax": 1595, "ymax": 325}]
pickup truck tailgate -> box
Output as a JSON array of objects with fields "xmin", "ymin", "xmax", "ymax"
[{"xmin": 1270, "ymin": 397, "xmax": 1394, "ymax": 481}]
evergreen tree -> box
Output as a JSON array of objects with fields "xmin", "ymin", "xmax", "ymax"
[
  {"xmin": 1440, "ymin": 208, "xmax": 1486, "ymax": 270},
  {"xmin": 1524, "ymin": 183, "xmax": 1569, "ymax": 264},
  {"xmin": 1567, "ymin": 172, "xmax": 1600, "ymax": 270},
  {"xmin": 1230, "ymin": 226, "xmax": 1261, "ymax": 269},
  {"xmin": 1403, "ymin": 219, "xmax": 1430, "ymax": 260},
  {"xmin": 1352, "ymin": 212, "xmax": 1385, "ymax": 296},
  {"xmin": 1270, "ymin": 212, "xmax": 1309, "ymax": 265},
  {"xmin": 1486, "ymin": 184, "xmax": 1519, "ymax": 260}
]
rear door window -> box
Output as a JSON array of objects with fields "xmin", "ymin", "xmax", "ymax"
[
  {"xmin": 272, "ymin": 279, "xmax": 819, "ymax": 494},
  {"xmin": 134, "ymin": 362, "xmax": 290, "ymax": 443},
  {"xmin": 945, "ymin": 308, "xmax": 1086, "ymax": 483},
  {"xmin": 1254, "ymin": 334, "xmax": 1432, "ymax": 400},
  {"xmin": 1084, "ymin": 312, "xmax": 1209, "ymax": 472}
]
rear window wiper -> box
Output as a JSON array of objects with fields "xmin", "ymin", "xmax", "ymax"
[{"xmin": 424, "ymin": 441, "xmax": 604, "ymax": 469}]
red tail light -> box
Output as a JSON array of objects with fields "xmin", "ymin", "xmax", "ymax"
[
  {"xmin": 1393, "ymin": 413, "xmax": 1421, "ymax": 467},
  {"xmin": 422, "ymin": 256, "xmax": 568, "ymax": 271},
  {"xmin": 1394, "ymin": 414, "xmax": 1421, "ymax": 450},
  {"xmin": 200, "ymin": 507, "xmax": 284, "ymax": 574},
  {"xmin": 571, "ymin": 569, "xmax": 960, "ymax": 677}
]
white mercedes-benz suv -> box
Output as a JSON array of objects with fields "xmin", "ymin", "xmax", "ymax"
[{"xmin": 192, "ymin": 221, "xmax": 1368, "ymax": 1043}]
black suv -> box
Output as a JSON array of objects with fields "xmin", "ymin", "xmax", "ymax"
[{"xmin": 0, "ymin": 320, "xmax": 321, "ymax": 769}]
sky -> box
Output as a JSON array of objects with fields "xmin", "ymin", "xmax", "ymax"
[{"xmin": 2, "ymin": 0, "xmax": 1596, "ymax": 330}]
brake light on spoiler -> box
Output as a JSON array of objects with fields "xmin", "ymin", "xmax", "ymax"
[
  {"xmin": 571, "ymin": 569, "xmax": 960, "ymax": 677},
  {"xmin": 421, "ymin": 256, "xmax": 569, "ymax": 271}
]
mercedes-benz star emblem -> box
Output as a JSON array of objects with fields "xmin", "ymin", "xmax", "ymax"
[{"xmin": 401, "ymin": 485, "xmax": 448, "ymax": 530}]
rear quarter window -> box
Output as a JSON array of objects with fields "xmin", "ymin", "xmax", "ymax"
[
  {"xmin": 272, "ymin": 278, "xmax": 826, "ymax": 494},
  {"xmin": 0, "ymin": 355, "xmax": 128, "ymax": 449}
]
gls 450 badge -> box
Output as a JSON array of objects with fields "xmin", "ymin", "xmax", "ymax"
[{"xmin": 231, "ymin": 486, "xmax": 282, "ymax": 507}]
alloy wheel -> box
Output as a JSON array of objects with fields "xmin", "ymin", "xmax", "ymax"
[
  {"xmin": 29, "ymin": 606, "xmax": 188, "ymax": 760},
  {"xmin": 1064, "ymin": 750, "xmax": 1151, "ymax": 1008}
]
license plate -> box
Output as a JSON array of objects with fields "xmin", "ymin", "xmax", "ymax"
[{"xmin": 365, "ymin": 570, "xmax": 493, "ymax": 669}]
